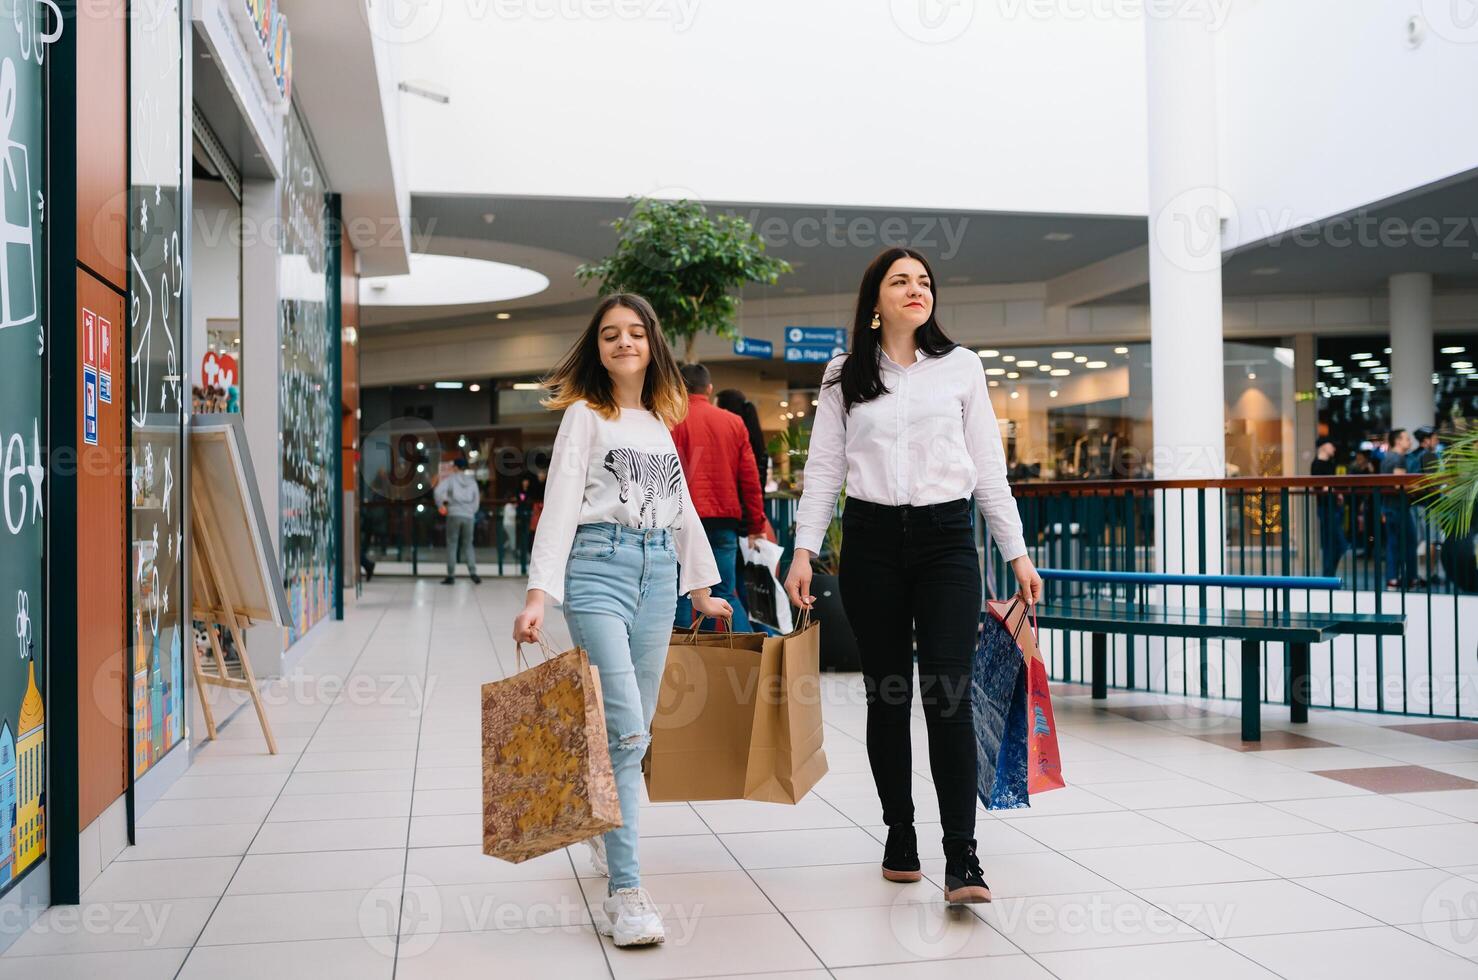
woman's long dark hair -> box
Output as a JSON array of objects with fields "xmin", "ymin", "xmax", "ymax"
[
  {"xmin": 827, "ymin": 247, "xmax": 957, "ymax": 411},
  {"xmin": 717, "ymin": 388, "xmax": 769, "ymax": 487}
]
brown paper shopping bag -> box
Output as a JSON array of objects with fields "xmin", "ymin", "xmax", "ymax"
[
  {"xmin": 481, "ymin": 635, "xmax": 622, "ymax": 863},
  {"xmin": 743, "ymin": 612, "xmax": 829, "ymax": 803},
  {"xmin": 645, "ymin": 617, "xmax": 828, "ymax": 803}
]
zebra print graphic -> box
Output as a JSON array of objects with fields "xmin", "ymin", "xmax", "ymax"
[{"xmin": 602, "ymin": 448, "xmax": 685, "ymax": 529}]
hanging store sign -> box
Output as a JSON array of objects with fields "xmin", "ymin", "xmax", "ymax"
[{"xmin": 191, "ymin": 0, "xmax": 288, "ymax": 176}]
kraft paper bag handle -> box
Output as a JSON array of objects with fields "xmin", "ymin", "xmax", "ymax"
[
  {"xmin": 791, "ymin": 605, "xmax": 813, "ymax": 634},
  {"xmin": 515, "ymin": 629, "xmax": 561, "ymax": 672},
  {"xmin": 676, "ymin": 614, "xmax": 740, "ymax": 647}
]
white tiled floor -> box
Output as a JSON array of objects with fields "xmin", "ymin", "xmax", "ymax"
[{"xmin": 5, "ymin": 577, "xmax": 1478, "ymax": 978}]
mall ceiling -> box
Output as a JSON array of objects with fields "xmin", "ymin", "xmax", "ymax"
[
  {"xmin": 1098, "ymin": 168, "xmax": 1478, "ymax": 304},
  {"xmin": 363, "ymin": 195, "xmax": 1148, "ymax": 331}
]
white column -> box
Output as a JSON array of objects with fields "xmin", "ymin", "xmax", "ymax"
[
  {"xmin": 1389, "ymin": 273, "xmax": 1435, "ymax": 430},
  {"xmin": 1144, "ymin": 13, "xmax": 1226, "ymax": 580}
]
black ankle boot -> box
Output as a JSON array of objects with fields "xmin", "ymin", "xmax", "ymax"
[
  {"xmin": 943, "ymin": 840, "xmax": 991, "ymax": 904},
  {"xmin": 881, "ymin": 824, "xmax": 922, "ymax": 882}
]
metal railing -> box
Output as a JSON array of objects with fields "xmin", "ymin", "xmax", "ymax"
[
  {"xmin": 766, "ymin": 477, "xmax": 1476, "ymax": 719},
  {"xmin": 360, "ymin": 498, "xmax": 533, "ymax": 576}
]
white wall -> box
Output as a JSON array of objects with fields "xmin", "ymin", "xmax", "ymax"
[
  {"xmin": 190, "ymin": 179, "xmax": 241, "ymax": 373},
  {"xmin": 1216, "ymin": 0, "xmax": 1478, "ymax": 250},
  {"xmin": 395, "ymin": 0, "xmax": 1149, "ymax": 216}
]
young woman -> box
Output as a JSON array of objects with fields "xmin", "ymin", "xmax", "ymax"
[
  {"xmin": 513, "ymin": 294, "xmax": 732, "ymax": 947},
  {"xmin": 783, "ymin": 248, "xmax": 1042, "ymax": 905}
]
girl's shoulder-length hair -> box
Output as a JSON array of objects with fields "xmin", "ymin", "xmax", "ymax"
[{"xmin": 541, "ymin": 293, "xmax": 689, "ymax": 428}]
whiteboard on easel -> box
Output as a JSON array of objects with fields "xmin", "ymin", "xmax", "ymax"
[{"xmin": 188, "ymin": 414, "xmax": 290, "ymax": 627}]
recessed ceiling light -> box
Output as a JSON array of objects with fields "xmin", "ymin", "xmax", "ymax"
[
  {"xmin": 1051, "ymin": 351, "xmax": 1074, "ymax": 360},
  {"xmin": 512, "ymin": 382, "xmax": 541, "ymax": 390},
  {"xmin": 482, "ymin": 213, "xmax": 496, "ymax": 224},
  {"xmin": 1038, "ymin": 364, "xmax": 1052, "ymax": 372},
  {"xmin": 468, "ymin": 383, "xmax": 481, "ymax": 392},
  {"xmin": 1006, "ymin": 371, "xmax": 1020, "ymax": 379},
  {"xmin": 1044, "ymin": 232, "xmax": 1074, "ymax": 242},
  {"xmin": 1246, "ymin": 372, "xmax": 1257, "ymax": 380},
  {"xmin": 1351, "ymin": 352, "xmax": 1372, "ymax": 360},
  {"xmin": 1453, "ymin": 361, "xmax": 1475, "ymax": 369},
  {"xmin": 1049, "ymin": 389, "xmax": 1060, "ymax": 397},
  {"xmin": 1383, "ymin": 347, "xmax": 1392, "ymax": 354},
  {"xmin": 1002, "ymin": 355, "xmax": 1016, "ymax": 363},
  {"xmin": 1251, "ymin": 267, "xmax": 1281, "ymax": 276},
  {"xmin": 1114, "ymin": 346, "xmax": 1129, "ymax": 354},
  {"xmin": 1074, "ymin": 356, "xmax": 1087, "ymax": 364},
  {"xmin": 1051, "ymin": 368, "xmax": 1070, "ymax": 377},
  {"xmin": 1017, "ymin": 359, "xmax": 1038, "ymax": 368},
  {"xmin": 1086, "ymin": 360, "xmax": 1107, "ymax": 369},
  {"xmin": 988, "ymin": 380, "xmax": 999, "ymax": 387},
  {"xmin": 1010, "ymin": 390, "xmax": 1020, "ymax": 400},
  {"xmin": 977, "ymin": 349, "xmax": 1000, "ymax": 358},
  {"xmin": 1360, "ymin": 360, "xmax": 1381, "ymax": 368},
  {"xmin": 435, "ymin": 381, "xmax": 464, "ymax": 390},
  {"xmin": 780, "ymin": 400, "xmax": 789, "ymax": 408},
  {"xmin": 1315, "ymin": 359, "xmax": 1332, "ymax": 367},
  {"xmin": 1441, "ymin": 346, "xmax": 1466, "ymax": 354},
  {"xmin": 985, "ymin": 368, "xmax": 1006, "ymax": 376},
  {"xmin": 1321, "ymin": 365, "xmax": 1340, "ymax": 373},
  {"xmin": 496, "ymin": 312, "xmax": 511, "ymax": 320}
]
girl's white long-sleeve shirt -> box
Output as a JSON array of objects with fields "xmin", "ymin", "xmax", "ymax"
[
  {"xmin": 794, "ymin": 345, "xmax": 1028, "ymax": 563},
  {"xmin": 526, "ymin": 400, "xmax": 721, "ymax": 605}
]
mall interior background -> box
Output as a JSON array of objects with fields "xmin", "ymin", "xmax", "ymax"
[{"xmin": 0, "ymin": 0, "xmax": 1475, "ymax": 947}]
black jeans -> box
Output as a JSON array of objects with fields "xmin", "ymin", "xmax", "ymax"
[{"xmin": 839, "ymin": 496, "xmax": 981, "ymax": 846}]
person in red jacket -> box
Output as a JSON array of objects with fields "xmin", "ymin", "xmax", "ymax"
[{"xmin": 671, "ymin": 362, "xmax": 767, "ymax": 630}]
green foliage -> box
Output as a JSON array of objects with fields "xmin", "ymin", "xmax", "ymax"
[
  {"xmin": 577, "ymin": 198, "xmax": 791, "ymax": 362},
  {"xmin": 1418, "ymin": 420, "xmax": 1478, "ymax": 539}
]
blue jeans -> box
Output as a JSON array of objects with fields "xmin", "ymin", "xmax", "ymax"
[
  {"xmin": 562, "ymin": 522, "xmax": 678, "ymax": 893},
  {"xmin": 1383, "ymin": 504, "xmax": 1417, "ymax": 583},
  {"xmin": 673, "ymin": 525, "xmax": 752, "ymax": 632}
]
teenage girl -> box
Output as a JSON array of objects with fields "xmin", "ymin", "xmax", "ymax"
[
  {"xmin": 784, "ymin": 248, "xmax": 1042, "ymax": 905},
  {"xmin": 514, "ymin": 294, "xmax": 732, "ymax": 947}
]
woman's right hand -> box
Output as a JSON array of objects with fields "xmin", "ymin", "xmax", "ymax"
[
  {"xmin": 512, "ymin": 592, "xmax": 545, "ymax": 644},
  {"xmin": 783, "ymin": 550, "xmax": 816, "ymax": 610}
]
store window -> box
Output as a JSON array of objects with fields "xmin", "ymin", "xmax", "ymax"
[
  {"xmin": 129, "ymin": 0, "xmax": 188, "ymax": 776},
  {"xmin": 0, "ymin": 8, "xmax": 49, "ymax": 894},
  {"xmin": 190, "ymin": 123, "xmax": 242, "ymax": 415},
  {"xmin": 279, "ymin": 108, "xmax": 335, "ymax": 641}
]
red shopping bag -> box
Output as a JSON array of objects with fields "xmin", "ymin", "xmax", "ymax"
[{"xmin": 985, "ymin": 598, "xmax": 1065, "ymax": 795}]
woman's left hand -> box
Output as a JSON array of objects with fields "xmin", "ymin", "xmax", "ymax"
[
  {"xmin": 1011, "ymin": 555, "xmax": 1044, "ymax": 606},
  {"xmin": 691, "ymin": 591, "xmax": 734, "ymax": 623}
]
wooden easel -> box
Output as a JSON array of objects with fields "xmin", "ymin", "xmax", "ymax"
[{"xmin": 189, "ymin": 475, "xmax": 278, "ymax": 754}]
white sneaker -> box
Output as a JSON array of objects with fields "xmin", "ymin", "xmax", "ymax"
[
  {"xmin": 586, "ymin": 834, "xmax": 609, "ymax": 877},
  {"xmin": 599, "ymin": 887, "xmax": 665, "ymax": 946}
]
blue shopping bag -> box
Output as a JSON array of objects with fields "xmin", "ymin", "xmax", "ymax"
[{"xmin": 972, "ymin": 598, "xmax": 1031, "ymax": 810}]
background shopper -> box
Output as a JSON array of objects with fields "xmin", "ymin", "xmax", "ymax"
[
  {"xmin": 783, "ymin": 247, "xmax": 1042, "ymax": 907},
  {"xmin": 671, "ymin": 363, "xmax": 767, "ymax": 630},
  {"xmin": 435, "ymin": 457, "xmax": 481, "ymax": 584},
  {"xmin": 513, "ymin": 294, "xmax": 731, "ymax": 949}
]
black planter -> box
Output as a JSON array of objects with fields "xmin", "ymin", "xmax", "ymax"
[{"xmin": 811, "ymin": 573, "xmax": 861, "ymax": 671}]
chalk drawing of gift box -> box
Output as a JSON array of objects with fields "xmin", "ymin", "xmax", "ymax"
[{"xmin": 0, "ymin": 59, "xmax": 38, "ymax": 333}]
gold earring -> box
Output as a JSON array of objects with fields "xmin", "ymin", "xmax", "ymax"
[{"xmin": 870, "ymin": 312, "xmax": 881, "ymax": 330}]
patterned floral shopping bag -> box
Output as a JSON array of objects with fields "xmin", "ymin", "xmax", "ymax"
[{"xmin": 972, "ymin": 598, "xmax": 1030, "ymax": 810}]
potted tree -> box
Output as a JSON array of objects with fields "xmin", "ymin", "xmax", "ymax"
[
  {"xmin": 1419, "ymin": 420, "xmax": 1478, "ymax": 592},
  {"xmin": 577, "ymin": 198, "xmax": 791, "ymax": 363}
]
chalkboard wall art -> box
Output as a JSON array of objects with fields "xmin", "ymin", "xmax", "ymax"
[
  {"xmin": 0, "ymin": 1, "xmax": 53, "ymax": 894},
  {"xmin": 129, "ymin": 0, "xmax": 186, "ymax": 776},
  {"xmin": 278, "ymin": 109, "xmax": 334, "ymax": 642}
]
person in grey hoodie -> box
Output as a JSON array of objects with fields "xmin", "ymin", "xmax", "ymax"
[{"xmin": 434, "ymin": 457, "xmax": 482, "ymax": 584}]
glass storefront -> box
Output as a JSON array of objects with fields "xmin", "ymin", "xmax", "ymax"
[
  {"xmin": 129, "ymin": 0, "xmax": 188, "ymax": 777},
  {"xmin": 279, "ymin": 109, "xmax": 335, "ymax": 642},
  {"xmin": 0, "ymin": 5, "xmax": 49, "ymax": 893},
  {"xmin": 1316, "ymin": 334, "xmax": 1477, "ymax": 464}
]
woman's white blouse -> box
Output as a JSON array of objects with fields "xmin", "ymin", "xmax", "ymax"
[
  {"xmin": 527, "ymin": 401, "xmax": 720, "ymax": 605},
  {"xmin": 794, "ymin": 345, "xmax": 1028, "ymax": 563}
]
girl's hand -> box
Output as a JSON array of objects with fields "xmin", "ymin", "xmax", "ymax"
[
  {"xmin": 783, "ymin": 550, "xmax": 815, "ymax": 610},
  {"xmin": 1011, "ymin": 555, "xmax": 1043, "ymax": 606},
  {"xmin": 513, "ymin": 592, "xmax": 545, "ymax": 644},
  {"xmin": 690, "ymin": 591, "xmax": 733, "ymax": 623}
]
